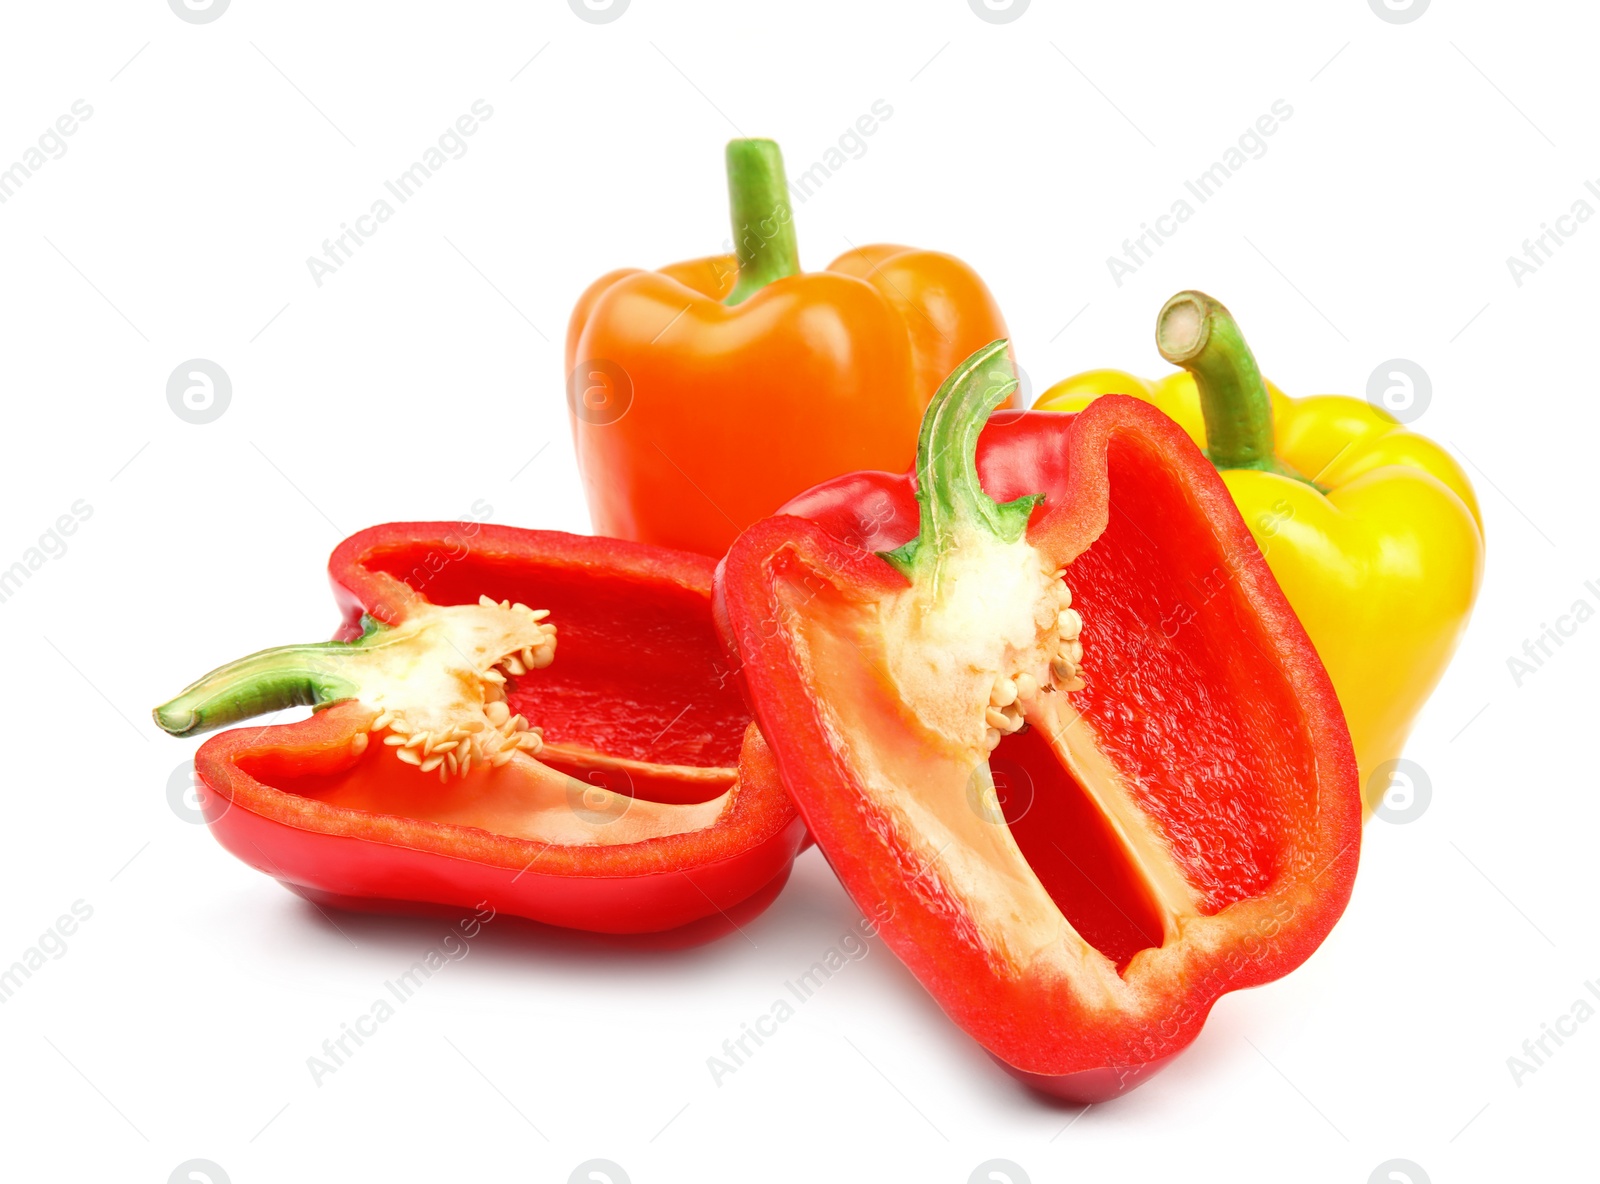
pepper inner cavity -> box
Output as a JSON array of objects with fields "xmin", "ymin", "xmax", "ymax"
[{"xmin": 300, "ymin": 593, "xmax": 733, "ymax": 844}]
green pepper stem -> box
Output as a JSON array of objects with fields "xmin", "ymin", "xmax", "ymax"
[
  {"xmin": 152, "ymin": 624, "xmax": 387, "ymax": 737},
  {"xmin": 880, "ymin": 341, "xmax": 1043, "ymax": 582},
  {"xmin": 724, "ymin": 139, "xmax": 800, "ymax": 306},
  {"xmin": 1156, "ymin": 290, "xmax": 1303, "ymax": 478}
]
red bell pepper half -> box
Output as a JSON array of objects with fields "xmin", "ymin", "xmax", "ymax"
[
  {"xmin": 154, "ymin": 525, "xmax": 805, "ymax": 935},
  {"xmin": 715, "ymin": 341, "xmax": 1361, "ymax": 1101}
]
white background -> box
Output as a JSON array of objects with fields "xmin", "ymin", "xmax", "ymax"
[{"xmin": 0, "ymin": 1, "xmax": 1592, "ymax": 1181}]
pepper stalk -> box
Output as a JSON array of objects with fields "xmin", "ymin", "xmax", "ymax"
[
  {"xmin": 724, "ymin": 138, "xmax": 800, "ymax": 306},
  {"xmin": 1155, "ymin": 290, "xmax": 1314, "ymax": 485},
  {"xmin": 880, "ymin": 339, "xmax": 1044, "ymax": 584},
  {"xmin": 153, "ymin": 599, "xmax": 558, "ymax": 781},
  {"xmin": 153, "ymin": 619, "xmax": 385, "ymax": 737}
]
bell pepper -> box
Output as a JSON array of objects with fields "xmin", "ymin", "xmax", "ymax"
[
  {"xmin": 566, "ymin": 137, "xmax": 1011, "ymax": 557},
  {"xmin": 1035, "ymin": 291, "xmax": 1484, "ymax": 806},
  {"xmin": 153, "ymin": 524, "xmax": 806, "ymax": 935},
  {"xmin": 715, "ymin": 342, "xmax": 1361, "ymax": 1102}
]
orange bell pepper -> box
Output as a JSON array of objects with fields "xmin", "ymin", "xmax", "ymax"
[{"xmin": 565, "ymin": 138, "xmax": 1010, "ymax": 557}]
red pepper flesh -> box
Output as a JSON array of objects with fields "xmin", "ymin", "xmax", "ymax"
[
  {"xmin": 715, "ymin": 343, "xmax": 1361, "ymax": 1100},
  {"xmin": 161, "ymin": 525, "xmax": 806, "ymax": 936}
]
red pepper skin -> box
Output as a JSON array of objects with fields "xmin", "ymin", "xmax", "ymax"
[
  {"xmin": 715, "ymin": 398, "xmax": 1360, "ymax": 1101},
  {"xmin": 190, "ymin": 524, "xmax": 806, "ymax": 936},
  {"xmin": 196, "ymin": 709, "xmax": 795, "ymax": 936}
]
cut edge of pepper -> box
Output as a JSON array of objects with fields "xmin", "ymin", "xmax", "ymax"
[
  {"xmin": 155, "ymin": 596, "xmax": 737, "ymax": 849},
  {"xmin": 783, "ymin": 344, "xmax": 1205, "ymax": 992},
  {"xmin": 730, "ymin": 364, "xmax": 1360, "ymax": 1017}
]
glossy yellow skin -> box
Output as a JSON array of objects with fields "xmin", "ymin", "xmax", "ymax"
[{"xmin": 1036, "ymin": 369, "xmax": 1484, "ymax": 809}]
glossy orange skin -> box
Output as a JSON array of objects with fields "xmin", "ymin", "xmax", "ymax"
[{"xmin": 566, "ymin": 245, "xmax": 1010, "ymax": 556}]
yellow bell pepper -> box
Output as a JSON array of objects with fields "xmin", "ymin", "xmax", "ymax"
[{"xmin": 1036, "ymin": 291, "xmax": 1484, "ymax": 813}]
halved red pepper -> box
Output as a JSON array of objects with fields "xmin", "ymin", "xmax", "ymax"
[
  {"xmin": 715, "ymin": 342, "xmax": 1361, "ymax": 1100},
  {"xmin": 154, "ymin": 524, "xmax": 805, "ymax": 935}
]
